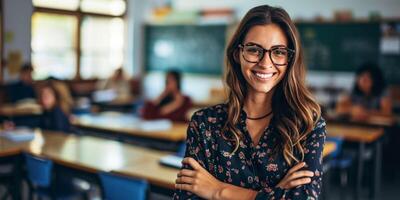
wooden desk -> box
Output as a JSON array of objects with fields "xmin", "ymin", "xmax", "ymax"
[
  {"xmin": 327, "ymin": 123, "xmax": 384, "ymax": 200},
  {"xmin": 0, "ymin": 103, "xmax": 42, "ymax": 117},
  {"xmin": 0, "ymin": 130, "xmax": 336, "ymax": 191},
  {"xmin": 327, "ymin": 123, "xmax": 384, "ymax": 143},
  {"xmin": 72, "ymin": 113, "xmax": 187, "ymax": 142},
  {"xmin": 1, "ymin": 130, "xmax": 175, "ymax": 171},
  {"xmin": 0, "ymin": 130, "xmax": 174, "ymax": 187},
  {"xmin": 325, "ymin": 113, "xmax": 396, "ymax": 128}
]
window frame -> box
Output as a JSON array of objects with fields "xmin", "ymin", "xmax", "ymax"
[
  {"xmin": 32, "ymin": 0, "xmax": 127, "ymax": 80},
  {"xmin": 0, "ymin": 1, "xmax": 3, "ymax": 83}
]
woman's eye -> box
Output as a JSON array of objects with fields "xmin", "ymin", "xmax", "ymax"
[
  {"xmin": 246, "ymin": 47, "xmax": 261, "ymax": 54},
  {"xmin": 273, "ymin": 49, "xmax": 288, "ymax": 56}
]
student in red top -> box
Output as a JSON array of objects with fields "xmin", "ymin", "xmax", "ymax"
[{"xmin": 142, "ymin": 70, "xmax": 192, "ymax": 122}]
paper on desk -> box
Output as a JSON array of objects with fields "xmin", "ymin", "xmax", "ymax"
[
  {"xmin": 139, "ymin": 119, "xmax": 172, "ymax": 131},
  {"xmin": 93, "ymin": 89, "xmax": 117, "ymax": 102},
  {"xmin": 0, "ymin": 127, "xmax": 35, "ymax": 142},
  {"xmin": 159, "ymin": 155, "xmax": 183, "ymax": 169}
]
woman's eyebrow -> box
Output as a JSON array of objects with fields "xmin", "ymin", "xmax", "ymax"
[
  {"xmin": 244, "ymin": 42, "xmax": 287, "ymax": 49},
  {"xmin": 271, "ymin": 44, "xmax": 288, "ymax": 48},
  {"xmin": 244, "ymin": 42, "xmax": 263, "ymax": 47}
]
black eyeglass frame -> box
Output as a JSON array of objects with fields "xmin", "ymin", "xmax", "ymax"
[{"xmin": 238, "ymin": 43, "xmax": 295, "ymax": 66}]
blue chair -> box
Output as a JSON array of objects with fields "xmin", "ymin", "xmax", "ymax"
[
  {"xmin": 24, "ymin": 153, "xmax": 55, "ymax": 200},
  {"xmin": 324, "ymin": 137, "xmax": 354, "ymax": 198},
  {"xmin": 176, "ymin": 142, "xmax": 186, "ymax": 157},
  {"xmin": 0, "ymin": 162, "xmax": 15, "ymax": 200},
  {"xmin": 131, "ymin": 99, "xmax": 145, "ymax": 117},
  {"xmin": 99, "ymin": 172, "xmax": 148, "ymax": 200},
  {"xmin": 24, "ymin": 154, "xmax": 92, "ymax": 200}
]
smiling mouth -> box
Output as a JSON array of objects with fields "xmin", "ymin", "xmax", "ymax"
[{"xmin": 252, "ymin": 71, "xmax": 276, "ymax": 80}]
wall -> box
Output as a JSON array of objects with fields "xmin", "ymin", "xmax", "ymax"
[
  {"xmin": 125, "ymin": 0, "xmax": 153, "ymax": 77},
  {"xmin": 3, "ymin": 0, "xmax": 32, "ymax": 63},
  {"xmin": 173, "ymin": 0, "xmax": 400, "ymax": 19}
]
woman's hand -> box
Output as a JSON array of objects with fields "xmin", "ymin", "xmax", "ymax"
[
  {"xmin": 276, "ymin": 162, "xmax": 314, "ymax": 189},
  {"xmin": 175, "ymin": 157, "xmax": 224, "ymax": 200}
]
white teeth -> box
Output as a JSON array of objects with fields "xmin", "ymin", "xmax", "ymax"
[{"xmin": 255, "ymin": 72, "xmax": 274, "ymax": 79}]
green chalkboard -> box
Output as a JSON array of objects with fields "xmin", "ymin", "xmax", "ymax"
[
  {"xmin": 296, "ymin": 22, "xmax": 381, "ymax": 72},
  {"xmin": 145, "ymin": 24, "xmax": 227, "ymax": 74},
  {"xmin": 144, "ymin": 22, "xmax": 393, "ymax": 78}
]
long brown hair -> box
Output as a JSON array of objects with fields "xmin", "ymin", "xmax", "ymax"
[{"xmin": 223, "ymin": 5, "xmax": 321, "ymax": 165}]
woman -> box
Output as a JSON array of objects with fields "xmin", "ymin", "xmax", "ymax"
[
  {"xmin": 39, "ymin": 84, "xmax": 71, "ymax": 132},
  {"xmin": 142, "ymin": 70, "xmax": 192, "ymax": 122},
  {"xmin": 174, "ymin": 5, "xmax": 325, "ymax": 200},
  {"xmin": 336, "ymin": 62, "xmax": 392, "ymax": 120}
]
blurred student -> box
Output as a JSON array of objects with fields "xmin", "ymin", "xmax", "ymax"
[
  {"xmin": 142, "ymin": 70, "xmax": 192, "ymax": 122},
  {"xmin": 47, "ymin": 77, "xmax": 74, "ymax": 115},
  {"xmin": 38, "ymin": 84, "xmax": 71, "ymax": 132},
  {"xmin": 3, "ymin": 51, "xmax": 23, "ymax": 84},
  {"xmin": 96, "ymin": 68, "xmax": 132, "ymax": 102},
  {"xmin": 336, "ymin": 62, "xmax": 392, "ymax": 120},
  {"xmin": 2, "ymin": 59, "xmax": 19, "ymax": 84},
  {"xmin": 6, "ymin": 63, "xmax": 36, "ymax": 103}
]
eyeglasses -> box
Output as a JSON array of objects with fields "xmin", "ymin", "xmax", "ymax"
[{"xmin": 238, "ymin": 43, "xmax": 295, "ymax": 66}]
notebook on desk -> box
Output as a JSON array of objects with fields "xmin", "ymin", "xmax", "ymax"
[
  {"xmin": 159, "ymin": 155, "xmax": 183, "ymax": 169},
  {"xmin": 140, "ymin": 119, "xmax": 172, "ymax": 131},
  {"xmin": 0, "ymin": 127, "xmax": 35, "ymax": 142}
]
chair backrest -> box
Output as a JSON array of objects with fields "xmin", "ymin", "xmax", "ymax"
[
  {"xmin": 176, "ymin": 142, "xmax": 186, "ymax": 157},
  {"xmin": 24, "ymin": 153, "xmax": 53, "ymax": 188},
  {"xmin": 99, "ymin": 172, "xmax": 148, "ymax": 200},
  {"xmin": 326, "ymin": 137, "xmax": 344, "ymax": 158}
]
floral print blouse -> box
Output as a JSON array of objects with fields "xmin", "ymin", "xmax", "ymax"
[{"xmin": 173, "ymin": 104, "xmax": 327, "ymax": 200}]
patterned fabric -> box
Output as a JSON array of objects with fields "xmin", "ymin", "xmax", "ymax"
[{"xmin": 173, "ymin": 104, "xmax": 326, "ymax": 200}]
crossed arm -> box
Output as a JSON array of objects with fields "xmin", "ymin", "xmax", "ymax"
[{"xmin": 175, "ymin": 158, "xmax": 314, "ymax": 200}]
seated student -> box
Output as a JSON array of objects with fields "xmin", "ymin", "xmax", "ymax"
[
  {"xmin": 96, "ymin": 68, "xmax": 132, "ymax": 102},
  {"xmin": 6, "ymin": 63, "xmax": 36, "ymax": 103},
  {"xmin": 336, "ymin": 62, "xmax": 392, "ymax": 120},
  {"xmin": 38, "ymin": 84, "xmax": 71, "ymax": 132},
  {"xmin": 142, "ymin": 70, "xmax": 192, "ymax": 122},
  {"xmin": 47, "ymin": 76, "xmax": 74, "ymax": 115}
]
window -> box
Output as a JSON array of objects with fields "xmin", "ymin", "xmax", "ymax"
[
  {"xmin": 81, "ymin": 0, "xmax": 126, "ymax": 16},
  {"xmin": 32, "ymin": 13, "xmax": 77, "ymax": 79},
  {"xmin": 81, "ymin": 16, "xmax": 124, "ymax": 79},
  {"xmin": 31, "ymin": 0, "xmax": 126, "ymax": 80},
  {"xmin": 33, "ymin": 0, "xmax": 80, "ymax": 11}
]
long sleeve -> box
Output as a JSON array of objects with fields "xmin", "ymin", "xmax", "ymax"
[
  {"xmin": 54, "ymin": 107, "xmax": 71, "ymax": 132},
  {"xmin": 173, "ymin": 112, "xmax": 210, "ymax": 200},
  {"xmin": 255, "ymin": 118, "xmax": 327, "ymax": 200},
  {"xmin": 40, "ymin": 107, "xmax": 71, "ymax": 132}
]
